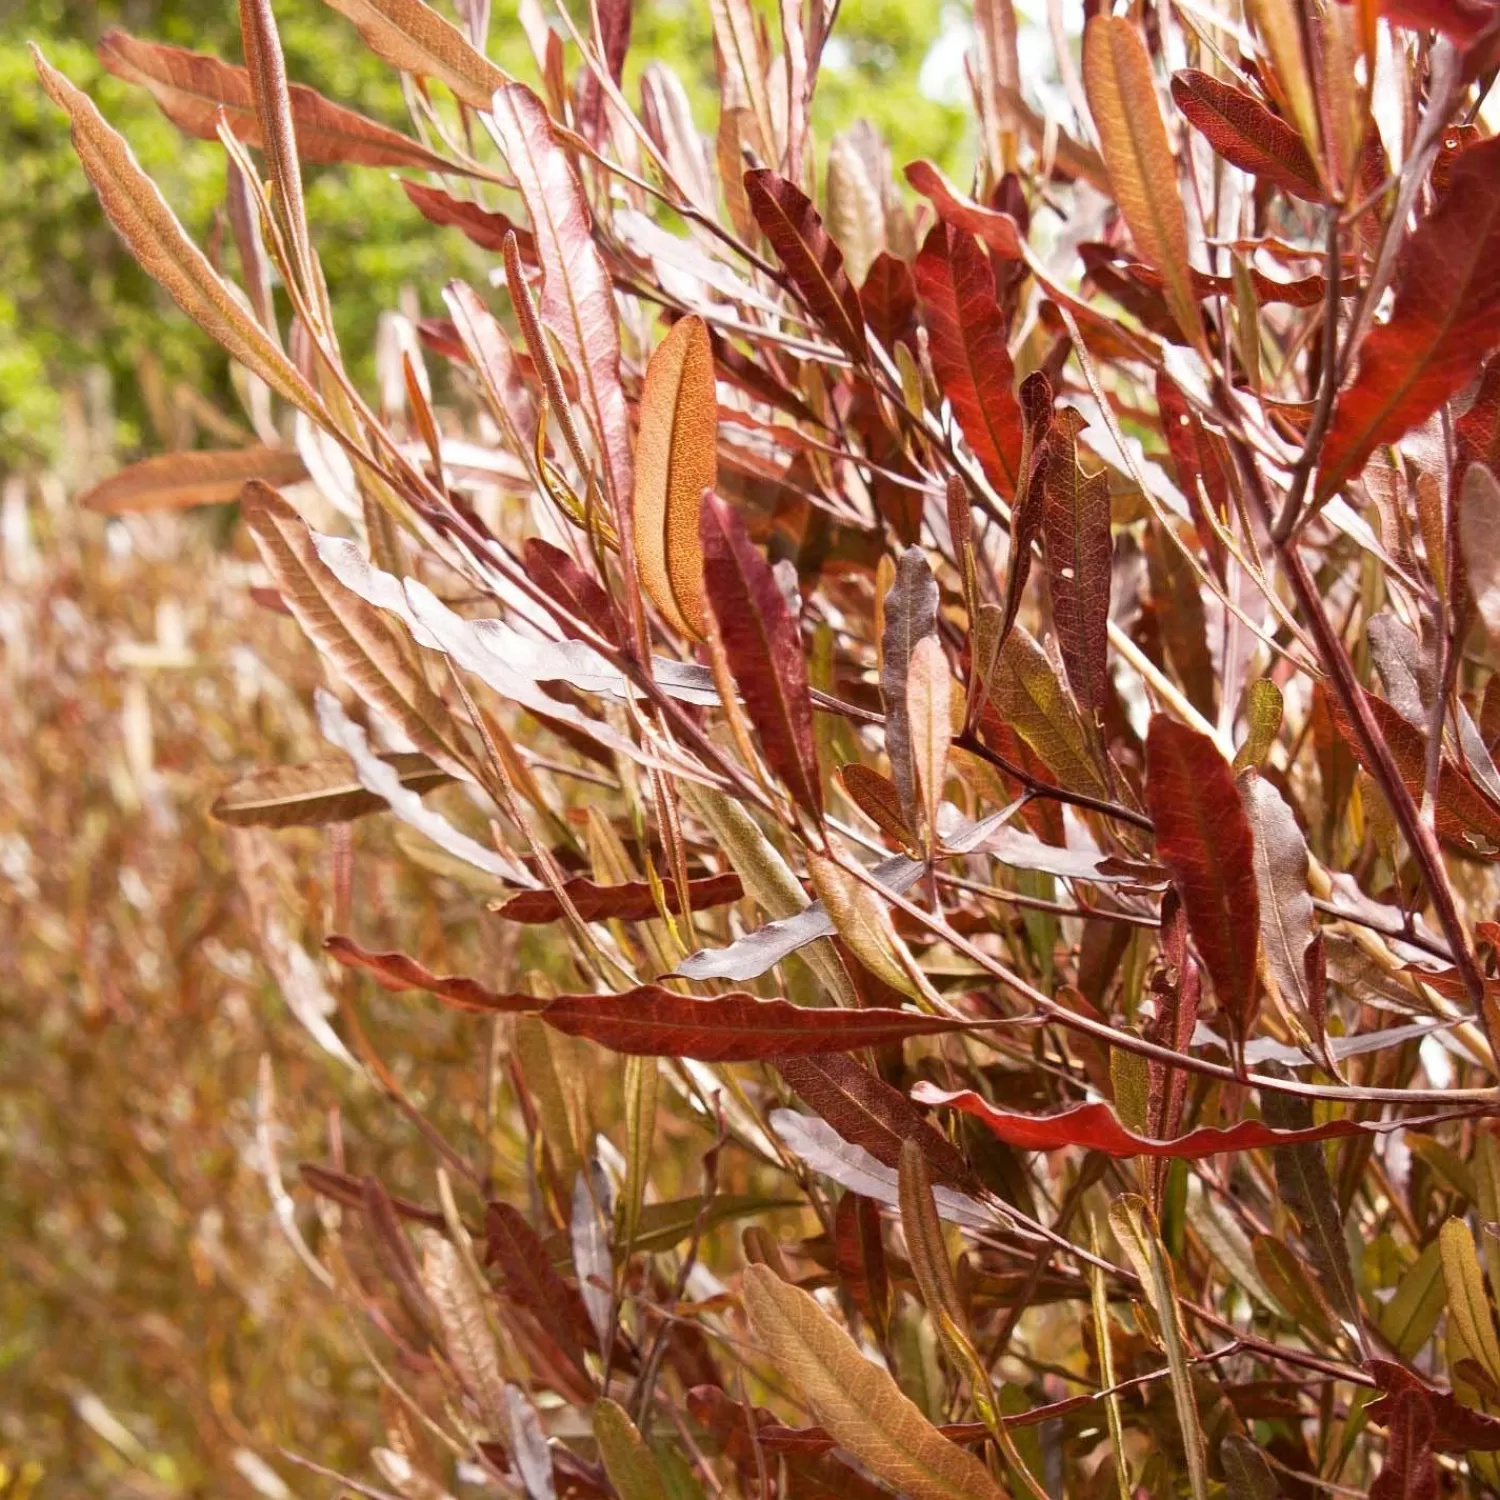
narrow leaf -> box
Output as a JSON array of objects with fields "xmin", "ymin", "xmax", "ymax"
[
  {"xmin": 906, "ymin": 635, "xmax": 952, "ymax": 840},
  {"xmin": 496, "ymin": 872, "xmax": 744, "ymax": 925},
  {"xmin": 211, "ymin": 754, "xmax": 449, "ymax": 828},
  {"xmin": 1238, "ymin": 772, "xmax": 1318, "ymax": 1029},
  {"xmin": 320, "ymin": 0, "xmax": 507, "ymax": 109},
  {"xmin": 1170, "ymin": 69, "xmax": 1321, "ymax": 201},
  {"xmin": 881, "ymin": 546, "xmax": 939, "ymax": 834},
  {"xmin": 78, "ymin": 446, "xmax": 306, "ymax": 513}
]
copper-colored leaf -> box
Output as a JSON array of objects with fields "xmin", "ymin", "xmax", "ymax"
[
  {"xmin": 404, "ymin": 182, "xmax": 534, "ymax": 255},
  {"xmin": 32, "ymin": 49, "xmax": 326, "ymax": 421},
  {"xmin": 916, "ymin": 1088, "xmax": 1393, "ymax": 1160},
  {"xmin": 913, "ymin": 222, "xmax": 1024, "ymax": 498},
  {"xmin": 1170, "ymin": 69, "xmax": 1321, "ymax": 202},
  {"xmin": 540, "ymin": 988, "xmax": 970, "ymax": 1059},
  {"xmin": 745, "ymin": 169, "xmax": 868, "ymax": 363},
  {"xmin": 495, "ymin": 872, "xmax": 744, "ymax": 925},
  {"xmin": 325, "ymin": 935, "xmax": 530, "ymax": 1013},
  {"xmin": 1145, "ymin": 715, "xmax": 1261, "ymax": 1049},
  {"xmin": 1317, "ymin": 136, "xmax": 1500, "ymax": 503},
  {"xmin": 700, "ymin": 491, "xmax": 822, "ymax": 821},
  {"xmin": 837, "ymin": 763, "xmax": 914, "ymax": 848},
  {"xmin": 98, "ymin": 29, "xmax": 464, "ymax": 172},
  {"xmin": 319, "ymin": 0, "xmax": 507, "ymax": 109},
  {"xmin": 1082, "ymin": 17, "xmax": 1202, "ymax": 353},
  {"xmin": 1039, "ymin": 409, "xmax": 1111, "ymax": 715},
  {"xmin": 211, "ymin": 754, "xmax": 449, "ymax": 828},
  {"xmin": 77, "ymin": 446, "xmax": 307, "ymax": 513},
  {"xmin": 634, "ymin": 315, "xmax": 715, "ymax": 639}
]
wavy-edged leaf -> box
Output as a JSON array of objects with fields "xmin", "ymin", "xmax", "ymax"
[
  {"xmin": 777, "ymin": 1054, "xmax": 976, "ymax": 1192},
  {"xmin": 916, "ymin": 1089, "xmax": 1395, "ymax": 1160},
  {"xmin": 744, "ymin": 168, "xmax": 868, "ymax": 362},
  {"xmin": 913, "ymin": 222, "xmax": 1024, "ymax": 498},
  {"xmin": 1146, "ymin": 715, "xmax": 1260, "ymax": 1049},
  {"xmin": 1082, "ymin": 17, "xmax": 1201, "ymax": 353},
  {"xmin": 485, "ymin": 83, "xmax": 632, "ymax": 513},
  {"xmin": 635, "ymin": 315, "xmax": 715, "ymax": 639},
  {"xmin": 496, "ymin": 872, "xmax": 743, "ymax": 925},
  {"xmin": 1039, "ymin": 409, "xmax": 1111, "ymax": 715},
  {"xmin": 541, "ymin": 989, "xmax": 969, "ymax": 1060},
  {"xmin": 741, "ymin": 1264, "xmax": 1011, "ymax": 1500},
  {"xmin": 1318, "ymin": 137, "xmax": 1500, "ymax": 504},
  {"xmin": 979, "ymin": 827, "xmax": 1166, "ymax": 888},
  {"xmin": 78, "ymin": 446, "xmax": 306, "ymax": 513},
  {"xmin": 701, "ymin": 491, "xmax": 822, "ymax": 820},
  {"xmin": 320, "ymin": 0, "xmax": 507, "ymax": 108},
  {"xmin": 1170, "ymin": 68, "xmax": 1321, "ymax": 201},
  {"xmin": 33, "ymin": 49, "xmax": 327, "ymax": 422},
  {"xmin": 324, "ymin": 934, "xmax": 530, "ymax": 1013},
  {"xmin": 211, "ymin": 754, "xmax": 449, "ymax": 828},
  {"xmin": 243, "ymin": 484, "xmax": 471, "ymax": 776},
  {"xmin": 98, "ymin": 29, "xmax": 464, "ymax": 172}
]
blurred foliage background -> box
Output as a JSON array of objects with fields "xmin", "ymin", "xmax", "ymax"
[{"xmin": 0, "ymin": 1, "xmax": 972, "ymax": 1494}]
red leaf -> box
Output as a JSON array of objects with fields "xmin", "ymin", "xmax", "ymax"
[
  {"xmin": 1370, "ymin": 1387, "xmax": 1438, "ymax": 1500},
  {"xmin": 1145, "ymin": 715, "xmax": 1261, "ymax": 1049},
  {"xmin": 324, "ymin": 934, "xmax": 532, "ymax": 1013},
  {"xmin": 833, "ymin": 1192, "xmax": 890, "ymax": 1330},
  {"xmin": 484, "ymin": 1201, "xmax": 598, "ymax": 1362},
  {"xmin": 744, "ymin": 168, "xmax": 868, "ymax": 362},
  {"xmin": 1327, "ymin": 690, "xmax": 1500, "ymax": 856},
  {"xmin": 522, "ymin": 536, "xmax": 619, "ymax": 645},
  {"xmin": 540, "ymin": 989, "xmax": 971, "ymax": 1059},
  {"xmin": 701, "ymin": 490, "xmax": 823, "ymax": 820},
  {"xmin": 1367, "ymin": 1361, "xmax": 1500, "ymax": 1453},
  {"xmin": 402, "ymin": 180, "xmax": 536, "ymax": 258},
  {"xmin": 495, "ymin": 871, "xmax": 744, "ymax": 924},
  {"xmin": 1155, "ymin": 371, "xmax": 1231, "ymax": 580},
  {"xmin": 859, "ymin": 251, "xmax": 917, "ymax": 350},
  {"xmin": 998, "ymin": 371, "xmax": 1055, "ymax": 643},
  {"xmin": 905, "ymin": 159, "xmax": 1025, "ymax": 261},
  {"xmin": 1170, "ymin": 69, "xmax": 1321, "ymax": 202},
  {"xmin": 1382, "ymin": 0, "xmax": 1500, "ymax": 43},
  {"xmin": 1317, "ymin": 135, "xmax": 1500, "ymax": 503},
  {"xmin": 914, "ymin": 1089, "xmax": 1382, "ymax": 1160},
  {"xmin": 1039, "ymin": 408, "xmax": 1111, "ymax": 714},
  {"xmin": 914, "ymin": 222, "xmax": 1025, "ymax": 498}
]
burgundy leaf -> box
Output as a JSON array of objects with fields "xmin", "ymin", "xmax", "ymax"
[
  {"xmin": 402, "ymin": 180, "xmax": 536, "ymax": 257},
  {"xmin": 1367, "ymin": 1361, "xmax": 1500, "ymax": 1453},
  {"xmin": 860, "ymin": 252, "xmax": 917, "ymax": 350},
  {"xmin": 701, "ymin": 490, "xmax": 823, "ymax": 820},
  {"xmin": 1317, "ymin": 135, "xmax": 1500, "ymax": 504},
  {"xmin": 915, "ymin": 1089, "xmax": 1390, "ymax": 1160},
  {"xmin": 914, "ymin": 222, "xmax": 1024, "ymax": 498},
  {"xmin": 905, "ymin": 159, "xmax": 1025, "ymax": 262},
  {"xmin": 495, "ymin": 871, "xmax": 744, "ymax": 924},
  {"xmin": 1145, "ymin": 715, "xmax": 1261, "ymax": 1051},
  {"xmin": 522, "ymin": 536, "xmax": 618, "ymax": 645},
  {"xmin": 484, "ymin": 1200, "xmax": 598, "ymax": 1361},
  {"xmin": 1370, "ymin": 1387, "xmax": 1438, "ymax": 1500},
  {"xmin": 540, "ymin": 989, "xmax": 971, "ymax": 1059},
  {"xmin": 1170, "ymin": 68, "xmax": 1322, "ymax": 202},
  {"xmin": 1039, "ymin": 407, "xmax": 1111, "ymax": 715},
  {"xmin": 325, "ymin": 934, "xmax": 532, "ymax": 1013},
  {"xmin": 745, "ymin": 168, "xmax": 868, "ymax": 362}
]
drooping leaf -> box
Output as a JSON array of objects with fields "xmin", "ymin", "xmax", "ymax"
[
  {"xmin": 211, "ymin": 754, "xmax": 449, "ymax": 828},
  {"xmin": 914, "ymin": 1089, "xmax": 1397, "ymax": 1160},
  {"xmin": 776, "ymin": 1055, "xmax": 976, "ymax": 1191},
  {"xmin": 700, "ymin": 492, "xmax": 822, "ymax": 821},
  {"xmin": 541, "ymin": 988, "xmax": 971, "ymax": 1059},
  {"xmin": 741, "ymin": 1265, "xmax": 1011, "ymax": 1500},
  {"xmin": 324, "ymin": 934, "xmax": 532, "ymax": 1013},
  {"xmin": 1082, "ymin": 17, "xmax": 1202, "ymax": 353},
  {"xmin": 1170, "ymin": 69, "xmax": 1321, "ymax": 202},
  {"xmin": 913, "ymin": 222, "xmax": 1024, "ymax": 498},
  {"xmin": 1145, "ymin": 715, "xmax": 1261, "ymax": 1051},
  {"xmin": 634, "ymin": 315, "xmax": 715, "ymax": 639},
  {"xmin": 32, "ymin": 49, "xmax": 327, "ymax": 422},
  {"xmin": 98, "ymin": 29, "xmax": 466, "ymax": 172},
  {"xmin": 486, "ymin": 83, "xmax": 632, "ymax": 515},
  {"xmin": 319, "ymin": 0, "xmax": 508, "ymax": 108},
  {"xmin": 1317, "ymin": 136, "xmax": 1500, "ymax": 503},
  {"xmin": 406, "ymin": 182, "xmax": 534, "ymax": 255},
  {"xmin": 905, "ymin": 160, "xmax": 1025, "ymax": 262},
  {"xmin": 1368, "ymin": 1360, "xmax": 1500, "ymax": 1453},
  {"xmin": 1039, "ymin": 408, "xmax": 1111, "ymax": 715},
  {"xmin": 496, "ymin": 872, "xmax": 744, "ymax": 925},
  {"xmin": 77, "ymin": 446, "xmax": 307, "ymax": 513},
  {"xmin": 744, "ymin": 168, "xmax": 868, "ymax": 363},
  {"xmin": 1369, "ymin": 1388, "xmax": 1438, "ymax": 1500}
]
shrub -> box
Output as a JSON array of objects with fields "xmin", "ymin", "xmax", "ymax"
[{"xmin": 33, "ymin": 0, "xmax": 1500, "ymax": 1495}]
